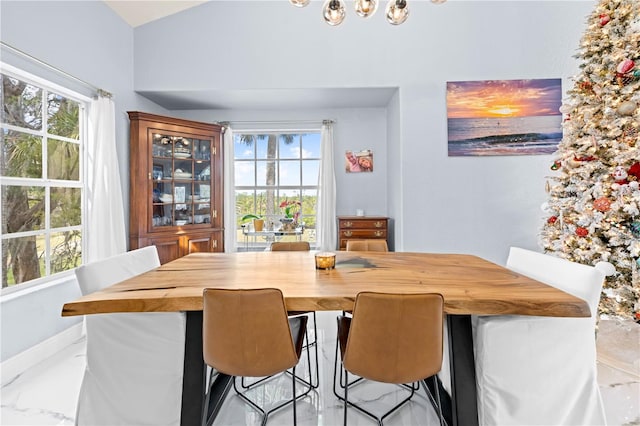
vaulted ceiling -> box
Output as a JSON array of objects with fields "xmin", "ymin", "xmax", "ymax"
[
  {"xmin": 102, "ymin": 0, "xmax": 397, "ymax": 110},
  {"xmin": 103, "ymin": 1, "xmax": 210, "ymax": 27}
]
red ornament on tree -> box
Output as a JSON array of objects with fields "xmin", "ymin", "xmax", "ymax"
[
  {"xmin": 599, "ymin": 14, "xmax": 610, "ymax": 26},
  {"xmin": 575, "ymin": 227, "xmax": 589, "ymax": 237},
  {"xmin": 547, "ymin": 216, "xmax": 558, "ymax": 224},
  {"xmin": 628, "ymin": 162, "xmax": 640, "ymax": 181},
  {"xmin": 616, "ymin": 59, "xmax": 636, "ymax": 86},
  {"xmin": 617, "ymin": 58, "xmax": 635, "ymax": 74},
  {"xmin": 593, "ymin": 197, "xmax": 612, "ymax": 212}
]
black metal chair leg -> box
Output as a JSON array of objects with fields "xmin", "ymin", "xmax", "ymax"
[
  {"xmin": 240, "ymin": 374, "xmax": 274, "ymax": 390},
  {"xmin": 297, "ymin": 312, "xmax": 319, "ymax": 389},
  {"xmin": 292, "ymin": 365, "xmax": 297, "ymax": 426},
  {"xmin": 283, "ymin": 313, "xmax": 321, "ymax": 390},
  {"xmin": 303, "ymin": 326, "xmax": 314, "ymax": 388},
  {"xmin": 333, "ymin": 331, "xmax": 363, "ymax": 400},
  {"xmin": 336, "ymin": 366, "xmax": 420, "ymax": 425},
  {"xmin": 433, "ymin": 375, "xmax": 446, "ymax": 426},
  {"xmin": 286, "ymin": 325, "xmax": 315, "ymax": 389},
  {"xmin": 201, "ymin": 366, "xmax": 212, "ymax": 426},
  {"xmin": 310, "ymin": 312, "xmax": 319, "ymax": 388},
  {"xmin": 230, "ymin": 366, "xmax": 312, "ymax": 425},
  {"xmin": 344, "ymin": 369, "xmax": 348, "ymax": 426}
]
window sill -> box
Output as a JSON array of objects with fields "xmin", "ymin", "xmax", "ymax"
[{"xmin": 1, "ymin": 271, "xmax": 76, "ymax": 301}]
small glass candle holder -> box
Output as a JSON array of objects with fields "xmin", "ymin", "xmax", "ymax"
[{"xmin": 315, "ymin": 252, "xmax": 336, "ymax": 270}]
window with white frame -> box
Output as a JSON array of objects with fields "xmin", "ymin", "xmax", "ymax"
[
  {"xmin": 234, "ymin": 131, "xmax": 320, "ymax": 251},
  {"xmin": 1, "ymin": 67, "xmax": 86, "ymax": 290}
]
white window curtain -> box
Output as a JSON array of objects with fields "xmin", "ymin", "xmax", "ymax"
[
  {"xmin": 223, "ymin": 126, "xmax": 236, "ymax": 252},
  {"xmin": 316, "ymin": 121, "xmax": 337, "ymax": 251},
  {"xmin": 86, "ymin": 96, "xmax": 126, "ymax": 262}
]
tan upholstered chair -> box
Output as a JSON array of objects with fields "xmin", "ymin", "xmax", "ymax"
[
  {"xmin": 202, "ymin": 288, "xmax": 311, "ymax": 425},
  {"xmin": 266, "ymin": 240, "xmax": 318, "ymax": 389},
  {"xmin": 335, "ymin": 292, "xmax": 446, "ymax": 425},
  {"xmin": 270, "ymin": 241, "xmax": 311, "ymax": 251},
  {"xmin": 345, "ymin": 239, "xmax": 388, "ymax": 252}
]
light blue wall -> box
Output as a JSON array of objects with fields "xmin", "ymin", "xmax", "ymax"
[
  {"xmin": 179, "ymin": 107, "xmax": 389, "ymax": 218},
  {"xmin": 386, "ymin": 90, "xmax": 402, "ymax": 251},
  {"xmin": 0, "ymin": 0, "xmax": 597, "ymax": 361},
  {"xmin": 1, "ymin": 1, "xmax": 169, "ymax": 197},
  {"xmin": 0, "ymin": 1, "xmax": 168, "ymax": 361},
  {"xmin": 396, "ymin": 3, "xmax": 594, "ymax": 261},
  {"xmin": 134, "ymin": 1, "xmax": 595, "ymax": 263},
  {"xmin": 0, "ymin": 277, "xmax": 81, "ymax": 361}
]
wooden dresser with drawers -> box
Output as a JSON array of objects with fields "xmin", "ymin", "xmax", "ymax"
[{"xmin": 337, "ymin": 216, "xmax": 389, "ymax": 250}]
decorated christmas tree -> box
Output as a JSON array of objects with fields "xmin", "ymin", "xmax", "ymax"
[{"xmin": 540, "ymin": 0, "xmax": 640, "ymax": 320}]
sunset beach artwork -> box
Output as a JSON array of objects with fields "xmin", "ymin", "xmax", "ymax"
[{"xmin": 447, "ymin": 79, "xmax": 563, "ymax": 156}]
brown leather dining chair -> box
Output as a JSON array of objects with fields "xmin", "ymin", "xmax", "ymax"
[
  {"xmin": 264, "ymin": 241, "xmax": 320, "ymax": 389},
  {"xmin": 202, "ymin": 288, "xmax": 311, "ymax": 426},
  {"xmin": 270, "ymin": 241, "xmax": 311, "ymax": 251},
  {"xmin": 345, "ymin": 239, "xmax": 389, "ymax": 252},
  {"xmin": 336, "ymin": 238, "xmax": 389, "ymax": 392},
  {"xmin": 265, "ymin": 240, "xmax": 319, "ymax": 390},
  {"xmin": 335, "ymin": 292, "xmax": 446, "ymax": 426}
]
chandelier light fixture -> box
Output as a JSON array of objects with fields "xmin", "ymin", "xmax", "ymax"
[
  {"xmin": 291, "ymin": 0, "xmax": 447, "ymax": 26},
  {"xmin": 355, "ymin": 0, "xmax": 378, "ymax": 18},
  {"xmin": 385, "ymin": 0, "xmax": 408, "ymax": 25},
  {"xmin": 323, "ymin": 0, "xmax": 346, "ymax": 25}
]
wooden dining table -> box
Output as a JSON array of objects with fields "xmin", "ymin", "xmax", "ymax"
[{"xmin": 62, "ymin": 251, "xmax": 591, "ymax": 426}]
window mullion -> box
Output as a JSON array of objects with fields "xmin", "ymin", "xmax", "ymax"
[
  {"xmin": 42, "ymin": 89, "xmax": 51, "ymax": 277},
  {"xmin": 1, "ymin": 66, "xmax": 87, "ymax": 290},
  {"xmin": 234, "ymin": 131, "xmax": 319, "ymax": 252},
  {"xmin": 41, "ymin": 88, "xmax": 48, "ymax": 181},
  {"xmin": 299, "ymin": 134, "xmax": 303, "ymax": 204}
]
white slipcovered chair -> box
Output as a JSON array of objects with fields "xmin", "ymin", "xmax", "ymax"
[
  {"xmin": 473, "ymin": 247, "xmax": 607, "ymax": 426},
  {"xmin": 74, "ymin": 246, "xmax": 186, "ymax": 426}
]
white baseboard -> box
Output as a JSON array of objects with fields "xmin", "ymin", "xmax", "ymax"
[{"xmin": 1, "ymin": 322, "xmax": 83, "ymax": 386}]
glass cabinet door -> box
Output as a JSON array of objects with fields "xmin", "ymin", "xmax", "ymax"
[{"xmin": 151, "ymin": 133, "xmax": 213, "ymax": 228}]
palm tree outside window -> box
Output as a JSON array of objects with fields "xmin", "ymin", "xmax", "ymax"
[
  {"xmin": 1, "ymin": 69, "xmax": 86, "ymax": 290},
  {"xmin": 234, "ymin": 131, "xmax": 320, "ymax": 251}
]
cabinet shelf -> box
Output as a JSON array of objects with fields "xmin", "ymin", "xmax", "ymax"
[{"xmin": 128, "ymin": 111, "xmax": 224, "ymax": 264}]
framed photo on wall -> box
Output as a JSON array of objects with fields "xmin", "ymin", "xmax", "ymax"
[
  {"xmin": 345, "ymin": 150, "xmax": 373, "ymax": 173},
  {"xmin": 446, "ymin": 78, "xmax": 563, "ymax": 156}
]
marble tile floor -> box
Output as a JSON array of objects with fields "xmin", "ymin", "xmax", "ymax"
[{"xmin": 1, "ymin": 313, "xmax": 638, "ymax": 426}]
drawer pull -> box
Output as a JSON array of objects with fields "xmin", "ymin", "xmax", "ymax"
[
  {"xmin": 343, "ymin": 231, "xmax": 353, "ymax": 237},
  {"xmin": 343, "ymin": 221, "xmax": 353, "ymax": 228},
  {"xmin": 374, "ymin": 231, "xmax": 383, "ymax": 237},
  {"xmin": 374, "ymin": 221, "xmax": 384, "ymax": 228}
]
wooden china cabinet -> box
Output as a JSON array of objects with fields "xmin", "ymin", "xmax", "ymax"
[{"xmin": 128, "ymin": 112, "xmax": 224, "ymax": 264}]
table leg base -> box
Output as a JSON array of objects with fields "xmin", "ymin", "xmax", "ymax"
[
  {"xmin": 447, "ymin": 314, "xmax": 479, "ymax": 426},
  {"xmin": 181, "ymin": 311, "xmax": 233, "ymax": 426}
]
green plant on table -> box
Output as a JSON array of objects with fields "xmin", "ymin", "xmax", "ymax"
[{"xmin": 241, "ymin": 214, "xmax": 262, "ymax": 223}]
